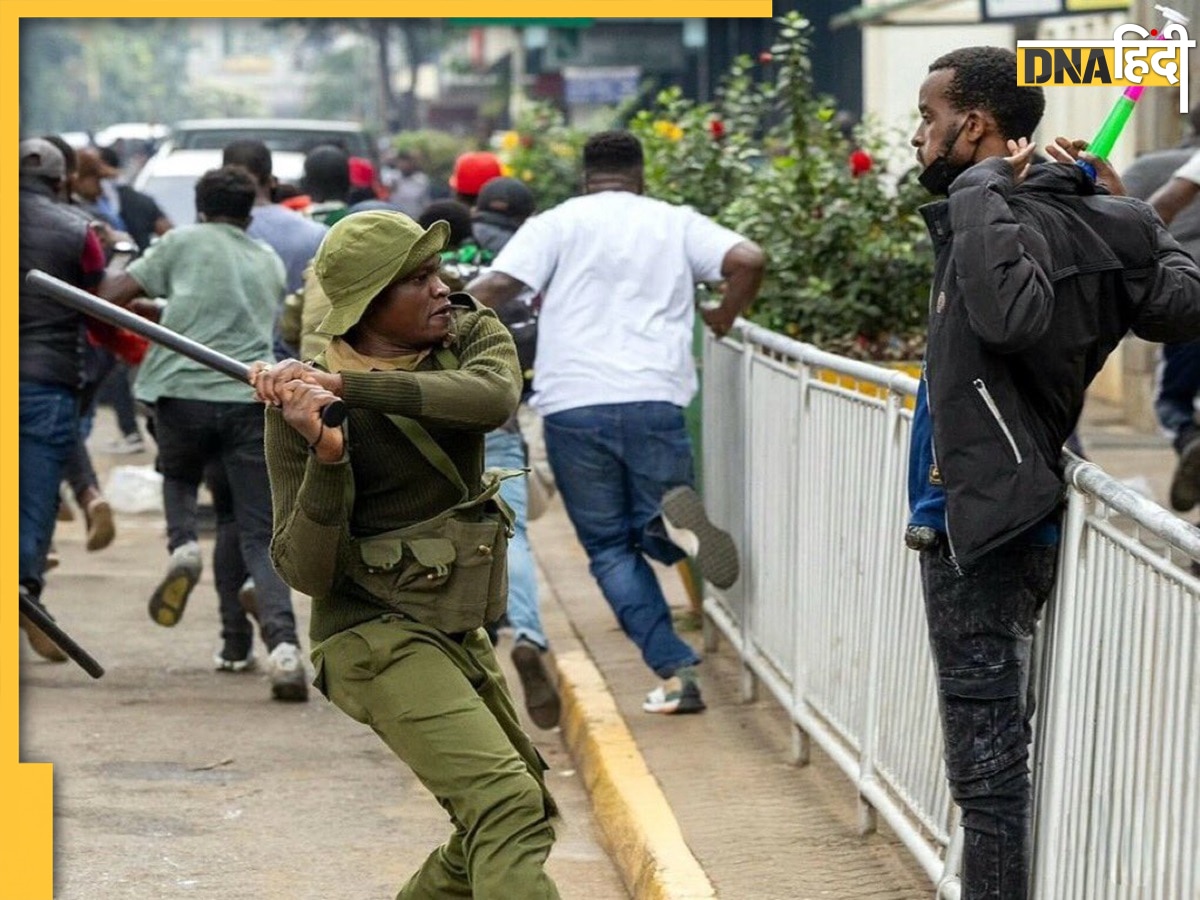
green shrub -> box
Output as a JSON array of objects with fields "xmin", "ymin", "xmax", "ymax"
[
  {"xmin": 496, "ymin": 102, "xmax": 589, "ymax": 211},
  {"xmin": 635, "ymin": 13, "xmax": 932, "ymax": 360}
]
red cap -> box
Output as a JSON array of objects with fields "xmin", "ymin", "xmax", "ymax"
[
  {"xmin": 449, "ymin": 151, "xmax": 502, "ymax": 197},
  {"xmin": 348, "ymin": 156, "xmax": 376, "ymax": 188}
]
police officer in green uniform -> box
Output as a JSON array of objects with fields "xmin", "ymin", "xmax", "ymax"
[{"xmin": 252, "ymin": 210, "xmax": 559, "ymax": 900}]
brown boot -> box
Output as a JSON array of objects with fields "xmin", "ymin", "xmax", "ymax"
[{"xmin": 81, "ymin": 488, "xmax": 116, "ymax": 552}]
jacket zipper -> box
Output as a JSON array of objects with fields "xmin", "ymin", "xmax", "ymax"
[{"xmin": 973, "ymin": 378, "xmax": 1023, "ymax": 464}]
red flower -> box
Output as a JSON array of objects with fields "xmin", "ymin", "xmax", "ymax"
[
  {"xmin": 759, "ymin": 51, "xmax": 773, "ymax": 63},
  {"xmin": 709, "ymin": 119, "xmax": 726, "ymax": 140},
  {"xmin": 849, "ymin": 149, "xmax": 873, "ymax": 177}
]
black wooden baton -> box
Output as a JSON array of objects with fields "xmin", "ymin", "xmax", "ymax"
[
  {"xmin": 25, "ymin": 270, "xmax": 347, "ymax": 427},
  {"xmin": 19, "ymin": 591, "xmax": 105, "ymax": 678}
]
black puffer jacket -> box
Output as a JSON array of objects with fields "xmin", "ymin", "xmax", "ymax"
[{"xmin": 921, "ymin": 157, "xmax": 1200, "ymax": 565}]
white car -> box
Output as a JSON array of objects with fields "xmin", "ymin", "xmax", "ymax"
[
  {"xmin": 132, "ymin": 148, "xmax": 305, "ymax": 228},
  {"xmin": 167, "ymin": 118, "xmax": 373, "ymax": 161}
]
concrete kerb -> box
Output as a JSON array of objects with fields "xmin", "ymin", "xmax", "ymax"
[{"xmin": 552, "ymin": 645, "xmax": 716, "ymax": 900}]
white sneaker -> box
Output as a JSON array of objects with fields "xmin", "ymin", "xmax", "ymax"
[
  {"xmin": 148, "ymin": 541, "xmax": 202, "ymax": 627},
  {"xmin": 267, "ymin": 642, "xmax": 309, "ymax": 702},
  {"xmin": 213, "ymin": 644, "xmax": 257, "ymax": 673}
]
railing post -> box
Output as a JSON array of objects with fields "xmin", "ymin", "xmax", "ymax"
[
  {"xmin": 1029, "ymin": 484, "xmax": 1087, "ymax": 899},
  {"xmin": 700, "ymin": 327, "xmax": 721, "ymax": 656},
  {"xmin": 937, "ymin": 809, "xmax": 964, "ymax": 899},
  {"xmin": 739, "ymin": 333, "xmax": 757, "ymax": 704},
  {"xmin": 856, "ymin": 389, "xmax": 904, "ymax": 836}
]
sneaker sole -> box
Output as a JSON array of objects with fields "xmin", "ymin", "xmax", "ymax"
[
  {"xmin": 512, "ymin": 643, "xmax": 562, "ymax": 729},
  {"xmin": 662, "ymin": 486, "xmax": 740, "ymax": 589},
  {"xmin": 1170, "ymin": 440, "xmax": 1200, "ymax": 511},
  {"xmin": 85, "ymin": 499, "xmax": 116, "ymax": 552},
  {"xmin": 148, "ymin": 567, "xmax": 199, "ymax": 627}
]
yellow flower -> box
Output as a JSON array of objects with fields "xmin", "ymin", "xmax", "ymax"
[
  {"xmin": 550, "ymin": 142, "xmax": 573, "ymax": 159},
  {"xmin": 521, "ymin": 170, "xmax": 534, "ymax": 182},
  {"xmin": 500, "ymin": 163, "xmax": 514, "ymax": 177},
  {"xmin": 786, "ymin": 323, "xmax": 800, "ymax": 336},
  {"xmin": 653, "ymin": 120, "xmax": 684, "ymax": 142},
  {"xmin": 500, "ymin": 131, "xmax": 521, "ymax": 151}
]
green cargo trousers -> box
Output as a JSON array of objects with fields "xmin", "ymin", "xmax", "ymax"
[{"xmin": 312, "ymin": 614, "xmax": 561, "ymax": 900}]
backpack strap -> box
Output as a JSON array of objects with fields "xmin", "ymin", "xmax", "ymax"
[{"xmin": 383, "ymin": 413, "xmax": 470, "ymax": 503}]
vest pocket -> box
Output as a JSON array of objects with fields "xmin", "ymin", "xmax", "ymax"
[{"xmin": 353, "ymin": 510, "xmax": 509, "ymax": 633}]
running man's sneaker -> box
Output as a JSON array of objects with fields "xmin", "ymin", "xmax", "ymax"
[
  {"xmin": 511, "ymin": 638, "xmax": 561, "ymax": 729},
  {"xmin": 214, "ymin": 641, "xmax": 257, "ymax": 673},
  {"xmin": 642, "ymin": 666, "xmax": 706, "ymax": 715},
  {"xmin": 267, "ymin": 642, "xmax": 309, "ymax": 702},
  {"xmin": 148, "ymin": 541, "xmax": 202, "ymax": 627},
  {"xmin": 661, "ymin": 485, "xmax": 740, "ymax": 589},
  {"xmin": 84, "ymin": 495, "xmax": 116, "ymax": 552}
]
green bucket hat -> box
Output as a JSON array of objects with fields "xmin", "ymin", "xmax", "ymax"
[{"xmin": 313, "ymin": 210, "xmax": 451, "ymax": 337}]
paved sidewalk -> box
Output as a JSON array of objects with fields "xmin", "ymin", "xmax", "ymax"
[
  {"xmin": 529, "ymin": 397, "xmax": 1189, "ymax": 900},
  {"xmin": 532, "ymin": 506, "xmax": 932, "ymax": 900}
]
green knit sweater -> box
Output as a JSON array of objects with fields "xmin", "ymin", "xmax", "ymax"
[{"xmin": 264, "ymin": 306, "xmax": 521, "ymax": 643}]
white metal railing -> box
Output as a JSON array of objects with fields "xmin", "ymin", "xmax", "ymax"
[{"xmin": 699, "ymin": 320, "xmax": 1200, "ymax": 898}]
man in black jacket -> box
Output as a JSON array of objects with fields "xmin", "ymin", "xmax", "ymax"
[
  {"xmin": 19, "ymin": 139, "xmax": 109, "ymax": 661},
  {"xmin": 907, "ymin": 47, "xmax": 1200, "ymax": 899}
]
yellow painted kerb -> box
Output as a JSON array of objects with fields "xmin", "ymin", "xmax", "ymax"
[{"xmin": 554, "ymin": 649, "xmax": 716, "ymax": 900}]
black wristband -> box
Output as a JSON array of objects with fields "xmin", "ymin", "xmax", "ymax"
[{"xmin": 306, "ymin": 420, "xmax": 326, "ymax": 454}]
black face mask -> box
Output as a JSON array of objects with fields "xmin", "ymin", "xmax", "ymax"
[{"xmin": 918, "ymin": 120, "xmax": 970, "ymax": 196}]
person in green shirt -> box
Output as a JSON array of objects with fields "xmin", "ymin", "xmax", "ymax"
[
  {"xmin": 251, "ymin": 210, "xmax": 560, "ymax": 899},
  {"xmin": 98, "ymin": 166, "xmax": 308, "ymax": 702}
]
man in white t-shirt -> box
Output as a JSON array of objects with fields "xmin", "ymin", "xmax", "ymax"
[
  {"xmin": 1147, "ymin": 149, "xmax": 1200, "ymax": 512},
  {"xmin": 468, "ymin": 130, "xmax": 765, "ymax": 715}
]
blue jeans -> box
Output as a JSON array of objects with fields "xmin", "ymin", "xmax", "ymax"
[
  {"xmin": 154, "ymin": 398, "xmax": 298, "ymax": 650},
  {"xmin": 20, "ymin": 381, "xmax": 80, "ymax": 594},
  {"xmin": 920, "ymin": 540, "xmax": 1058, "ymax": 900},
  {"xmin": 486, "ymin": 429, "xmax": 546, "ymax": 650},
  {"xmin": 543, "ymin": 402, "xmax": 697, "ymax": 678},
  {"xmin": 1155, "ymin": 340, "xmax": 1200, "ymax": 448}
]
